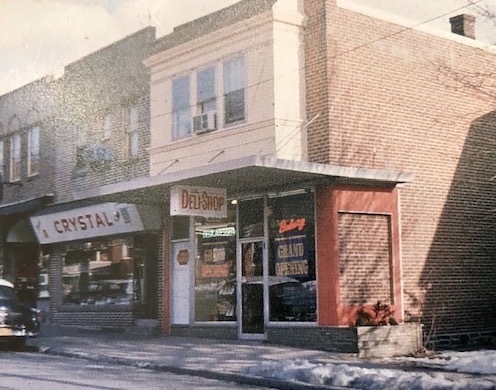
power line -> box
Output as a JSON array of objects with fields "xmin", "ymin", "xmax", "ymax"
[
  {"xmin": 150, "ymin": 0, "xmax": 489, "ymax": 123},
  {"xmin": 331, "ymin": 0, "xmax": 486, "ymax": 59}
]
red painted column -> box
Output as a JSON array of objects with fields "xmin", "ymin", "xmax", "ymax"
[{"xmin": 315, "ymin": 185, "xmax": 403, "ymax": 326}]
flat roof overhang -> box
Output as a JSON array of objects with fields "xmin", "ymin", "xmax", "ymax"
[
  {"xmin": 74, "ymin": 155, "xmax": 414, "ymax": 204},
  {"xmin": 0, "ymin": 193, "xmax": 55, "ymax": 217}
]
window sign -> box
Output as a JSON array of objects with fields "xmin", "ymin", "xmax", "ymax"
[{"xmin": 274, "ymin": 228, "xmax": 309, "ymax": 278}]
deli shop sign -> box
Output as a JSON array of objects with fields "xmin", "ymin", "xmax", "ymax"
[
  {"xmin": 170, "ymin": 185, "xmax": 227, "ymax": 218},
  {"xmin": 30, "ymin": 203, "xmax": 146, "ymax": 244}
]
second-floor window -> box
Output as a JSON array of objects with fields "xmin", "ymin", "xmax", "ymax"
[
  {"xmin": 128, "ymin": 105, "xmax": 139, "ymax": 157},
  {"xmin": 223, "ymin": 55, "xmax": 245, "ymax": 124},
  {"xmin": 28, "ymin": 126, "xmax": 40, "ymax": 176},
  {"xmin": 10, "ymin": 134, "xmax": 21, "ymax": 181},
  {"xmin": 170, "ymin": 54, "xmax": 246, "ymax": 141},
  {"xmin": 172, "ymin": 75, "xmax": 191, "ymax": 140}
]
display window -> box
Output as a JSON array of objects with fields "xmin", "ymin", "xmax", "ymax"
[
  {"xmin": 192, "ymin": 190, "xmax": 316, "ymax": 325},
  {"xmin": 62, "ymin": 237, "xmax": 143, "ymax": 306},
  {"xmin": 194, "ymin": 204, "xmax": 236, "ymax": 322},
  {"xmin": 267, "ymin": 191, "xmax": 316, "ymax": 322}
]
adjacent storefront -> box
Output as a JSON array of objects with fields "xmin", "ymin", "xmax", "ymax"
[{"xmin": 29, "ymin": 202, "xmax": 161, "ymax": 327}]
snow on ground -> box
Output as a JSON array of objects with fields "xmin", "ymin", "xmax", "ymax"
[
  {"xmin": 401, "ymin": 350, "xmax": 496, "ymax": 375},
  {"xmin": 243, "ymin": 350, "xmax": 496, "ymax": 389}
]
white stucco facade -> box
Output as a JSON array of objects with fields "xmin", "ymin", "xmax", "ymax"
[{"xmin": 145, "ymin": 0, "xmax": 306, "ymax": 176}]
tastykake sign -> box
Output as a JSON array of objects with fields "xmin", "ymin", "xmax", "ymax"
[
  {"xmin": 30, "ymin": 203, "xmax": 147, "ymax": 244},
  {"xmin": 170, "ymin": 185, "xmax": 227, "ymax": 218}
]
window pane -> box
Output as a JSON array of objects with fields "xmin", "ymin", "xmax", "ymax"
[
  {"xmin": 224, "ymin": 56, "xmax": 245, "ymax": 93},
  {"xmin": 129, "ymin": 131, "xmax": 138, "ymax": 156},
  {"xmin": 225, "ymin": 89, "xmax": 245, "ymax": 123},
  {"xmin": 172, "ymin": 75, "xmax": 190, "ymax": 109},
  {"xmin": 197, "ymin": 67, "xmax": 215, "ymax": 103},
  {"xmin": 267, "ymin": 191, "xmax": 316, "ymax": 322},
  {"xmin": 238, "ymin": 198, "xmax": 264, "ymax": 238},
  {"xmin": 172, "ymin": 75, "xmax": 191, "ymax": 139},
  {"xmin": 29, "ymin": 127, "xmax": 40, "ymax": 175},
  {"xmin": 223, "ymin": 56, "xmax": 245, "ymax": 124},
  {"xmin": 11, "ymin": 134, "xmax": 21, "ymax": 181},
  {"xmin": 62, "ymin": 239, "xmax": 138, "ymax": 306},
  {"xmin": 173, "ymin": 108, "xmax": 191, "ymax": 139},
  {"xmin": 194, "ymin": 204, "xmax": 236, "ymax": 322}
]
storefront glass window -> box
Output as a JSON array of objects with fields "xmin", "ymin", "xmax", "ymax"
[
  {"xmin": 62, "ymin": 237, "xmax": 142, "ymax": 306},
  {"xmin": 194, "ymin": 204, "xmax": 236, "ymax": 321},
  {"xmin": 268, "ymin": 191, "xmax": 316, "ymax": 322},
  {"xmin": 238, "ymin": 198, "xmax": 264, "ymax": 238}
]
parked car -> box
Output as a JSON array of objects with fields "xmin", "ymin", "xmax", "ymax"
[
  {"xmin": 0, "ymin": 278, "xmax": 41, "ymax": 349},
  {"xmin": 217, "ymin": 276, "xmax": 317, "ymax": 322}
]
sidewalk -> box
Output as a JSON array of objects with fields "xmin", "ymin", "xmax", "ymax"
[
  {"xmin": 27, "ymin": 324, "xmax": 496, "ymax": 390},
  {"xmin": 29, "ymin": 324, "xmax": 361, "ymax": 390}
]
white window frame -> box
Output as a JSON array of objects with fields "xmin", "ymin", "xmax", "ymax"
[
  {"xmin": 28, "ymin": 126, "xmax": 40, "ymax": 176},
  {"xmin": 10, "ymin": 134, "xmax": 21, "ymax": 182}
]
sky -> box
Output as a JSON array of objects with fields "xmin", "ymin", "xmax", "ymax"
[{"xmin": 1, "ymin": 0, "xmax": 495, "ymax": 96}]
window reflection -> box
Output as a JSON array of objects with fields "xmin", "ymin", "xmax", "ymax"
[
  {"xmin": 62, "ymin": 238, "xmax": 141, "ymax": 306},
  {"xmin": 194, "ymin": 204, "xmax": 236, "ymax": 322}
]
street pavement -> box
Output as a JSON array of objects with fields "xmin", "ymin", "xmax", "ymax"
[{"xmin": 25, "ymin": 324, "xmax": 492, "ymax": 390}]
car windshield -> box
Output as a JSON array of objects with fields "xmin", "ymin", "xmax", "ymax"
[{"xmin": 0, "ymin": 285, "xmax": 18, "ymax": 300}]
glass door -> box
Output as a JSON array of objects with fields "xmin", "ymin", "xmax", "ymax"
[
  {"xmin": 238, "ymin": 240, "xmax": 265, "ymax": 337},
  {"xmin": 237, "ymin": 197, "xmax": 267, "ymax": 339}
]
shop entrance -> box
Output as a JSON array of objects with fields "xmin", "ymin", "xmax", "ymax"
[
  {"xmin": 237, "ymin": 197, "xmax": 267, "ymax": 339},
  {"xmin": 238, "ymin": 240, "xmax": 266, "ymax": 338}
]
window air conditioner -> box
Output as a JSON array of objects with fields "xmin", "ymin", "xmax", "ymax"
[{"xmin": 193, "ymin": 111, "xmax": 217, "ymax": 134}]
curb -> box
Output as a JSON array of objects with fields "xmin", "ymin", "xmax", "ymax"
[{"xmin": 38, "ymin": 347, "xmax": 353, "ymax": 390}]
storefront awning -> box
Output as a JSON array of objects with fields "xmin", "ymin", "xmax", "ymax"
[
  {"xmin": 0, "ymin": 193, "xmax": 54, "ymax": 217},
  {"xmin": 30, "ymin": 202, "xmax": 162, "ymax": 244},
  {"xmin": 73, "ymin": 155, "xmax": 414, "ymax": 204}
]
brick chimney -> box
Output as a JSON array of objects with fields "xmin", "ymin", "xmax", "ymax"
[{"xmin": 449, "ymin": 14, "xmax": 476, "ymax": 39}]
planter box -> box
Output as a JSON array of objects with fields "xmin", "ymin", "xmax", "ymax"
[
  {"xmin": 266, "ymin": 323, "xmax": 423, "ymax": 358},
  {"xmin": 356, "ymin": 323, "xmax": 423, "ymax": 358}
]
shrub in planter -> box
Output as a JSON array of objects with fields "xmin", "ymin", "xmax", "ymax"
[{"xmin": 355, "ymin": 301, "xmax": 398, "ymax": 326}]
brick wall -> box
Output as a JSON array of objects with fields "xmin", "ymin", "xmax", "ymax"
[
  {"xmin": 338, "ymin": 213, "xmax": 392, "ymax": 306},
  {"xmin": 55, "ymin": 27, "xmax": 155, "ymax": 203},
  {"xmin": 305, "ymin": 0, "xmax": 496, "ymax": 347}
]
